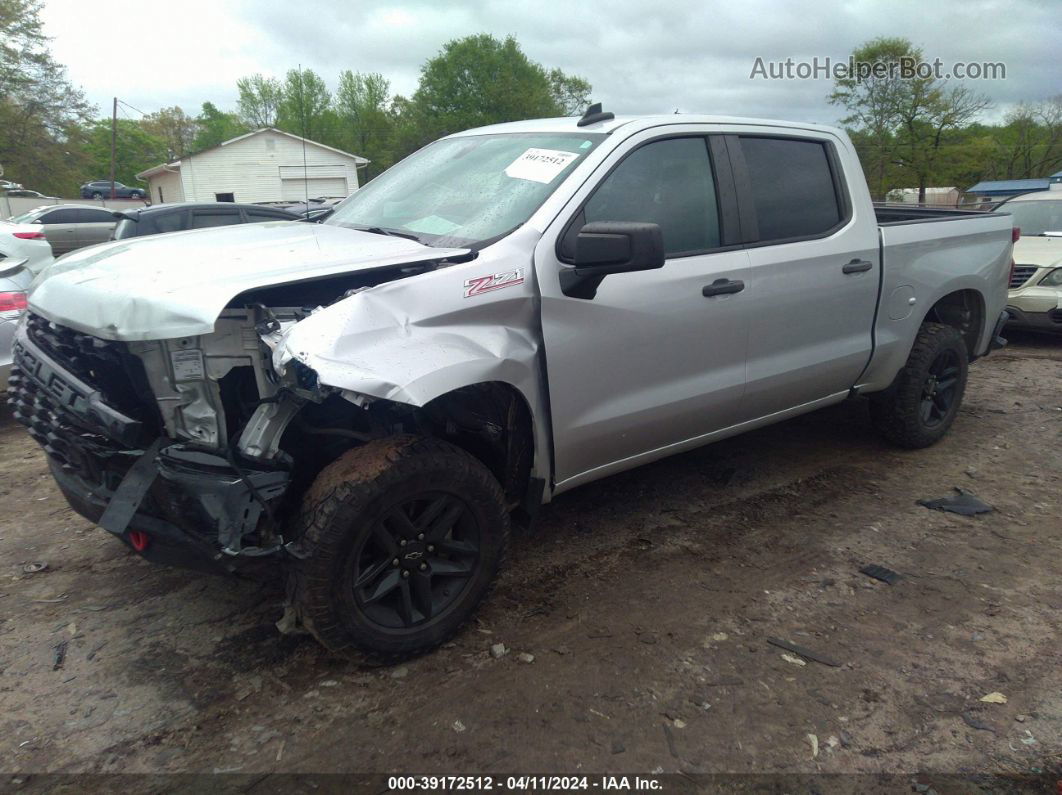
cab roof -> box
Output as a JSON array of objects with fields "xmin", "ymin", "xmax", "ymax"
[{"xmin": 448, "ymin": 114, "xmax": 844, "ymax": 139}]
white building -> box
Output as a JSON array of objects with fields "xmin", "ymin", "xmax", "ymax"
[
  {"xmin": 885, "ymin": 187, "xmax": 961, "ymax": 206},
  {"xmin": 136, "ymin": 128, "xmax": 369, "ymax": 205}
]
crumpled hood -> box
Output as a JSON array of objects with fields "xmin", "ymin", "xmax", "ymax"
[{"xmin": 28, "ymin": 221, "xmax": 469, "ymax": 340}]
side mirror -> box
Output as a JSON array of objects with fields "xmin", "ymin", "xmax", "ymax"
[{"xmin": 560, "ymin": 221, "xmax": 664, "ymax": 299}]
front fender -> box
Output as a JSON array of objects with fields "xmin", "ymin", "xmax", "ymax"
[{"xmin": 273, "ymin": 229, "xmax": 554, "ymax": 489}]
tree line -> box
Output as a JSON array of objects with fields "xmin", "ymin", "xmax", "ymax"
[
  {"xmin": 2, "ymin": 1, "xmax": 1060, "ymax": 203},
  {"xmin": 1, "ymin": 1, "xmax": 591, "ymax": 195},
  {"xmin": 831, "ymin": 37, "xmax": 1062, "ymax": 201}
]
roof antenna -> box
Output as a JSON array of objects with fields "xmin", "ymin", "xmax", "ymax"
[{"xmin": 577, "ymin": 102, "xmax": 615, "ymax": 127}]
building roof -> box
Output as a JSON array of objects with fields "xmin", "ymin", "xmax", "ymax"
[
  {"xmin": 966, "ymin": 171, "xmax": 1062, "ymax": 197},
  {"xmin": 136, "ymin": 128, "xmax": 369, "ymax": 179}
]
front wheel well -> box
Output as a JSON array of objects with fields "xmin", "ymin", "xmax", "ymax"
[
  {"xmin": 276, "ymin": 382, "xmax": 537, "ymax": 518},
  {"xmin": 923, "ymin": 289, "xmax": 984, "ymax": 358},
  {"xmin": 418, "ymin": 383, "xmax": 536, "ymax": 511}
]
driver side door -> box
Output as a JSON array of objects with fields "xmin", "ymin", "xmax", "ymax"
[{"xmin": 535, "ymin": 131, "xmax": 751, "ymax": 493}]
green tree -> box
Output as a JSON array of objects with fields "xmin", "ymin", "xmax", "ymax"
[
  {"xmin": 83, "ymin": 118, "xmax": 168, "ymax": 186},
  {"xmin": 892, "ymin": 83, "xmax": 991, "ymax": 200},
  {"xmin": 190, "ymin": 102, "xmax": 248, "ymax": 151},
  {"xmin": 237, "ymin": 73, "xmax": 283, "ymax": 128},
  {"xmin": 401, "ymin": 34, "xmax": 590, "ymax": 153},
  {"xmin": 0, "ymin": 0, "xmax": 94, "ymax": 195},
  {"xmin": 548, "ymin": 68, "xmax": 592, "ymax": 116},
  {"xmin": 830, "ymin": 37, "xmax": 990, "ymax": 201},
  {"xmin": 990, "ymin": 97, "xmax": 1062, "ymax": 179},
  {"xmin": 335, "ymin": 70, "xmax": 394, "ymax": 178},
  {"xmin": 140, "ymin": 105, "xmax": 197, "ymax": 158},
  {"xmin": 829, "ymin": 37, "xmax": 917, "ymax": 199},
  {"xmin": 277, "ymin": 68, "xmax": 332, "ymax": 143}
]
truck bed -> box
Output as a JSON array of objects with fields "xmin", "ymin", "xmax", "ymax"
[{"xmin": 874, "ymin": 204, "xmax": 993, "ymax": 225}]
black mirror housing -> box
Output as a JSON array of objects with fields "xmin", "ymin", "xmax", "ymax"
[{"xmin": 561, "ymin": 221, "xmax": 665, "ymax": 299}]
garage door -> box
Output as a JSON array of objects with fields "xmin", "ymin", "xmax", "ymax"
[{"xmin": 280, "ymin": 177, "xmax": 348, "ymax": 201}]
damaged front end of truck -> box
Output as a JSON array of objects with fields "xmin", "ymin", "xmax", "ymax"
[{"xmin": 9, "ymin": 225, "xmax": 546, "ymax": 577}]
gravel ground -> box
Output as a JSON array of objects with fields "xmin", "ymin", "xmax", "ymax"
[{"xmin": 0, "ymin": 331, "xmax": 1059, "ymax": 787}]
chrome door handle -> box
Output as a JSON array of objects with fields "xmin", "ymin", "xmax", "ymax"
[
  {"xmin": 702, "ymin": 278, "xmax": 745, "ymax": 297},
  {"xmin": 843, "ymin": 259, "xmax": 873, "ymax": 274}
]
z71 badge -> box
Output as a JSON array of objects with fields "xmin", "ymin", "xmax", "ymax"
[{"xmin": 463, "ymin": 268, "xmax": 525, "ymax": 298}]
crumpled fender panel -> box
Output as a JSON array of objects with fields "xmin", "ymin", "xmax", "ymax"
[{"xmin": 275, "ymin": 229, "xmax": 543, "ymax": 410}]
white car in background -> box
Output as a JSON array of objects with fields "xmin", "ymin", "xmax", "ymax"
[
  {"xmin": 0, "ymin": 220, "xmax": 56, "ymax": 275},
  {"xmin": 1001, "ymin": 190, "xmax": 1062, "ymax": 332},
  {"xmin": 0, "ymin": 222, "xmax": 52, "ymax": 389},
  {"xmin": 0, "ymin": 261, "xmax": 33, "ymax": 390}
]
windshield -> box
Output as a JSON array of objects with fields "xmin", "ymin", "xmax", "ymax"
[
  {"xmin": 1002, "ymin": 198, "xmax": 1062, "ymax": 236},
  {"xmin": 326, "ymin": 132, "xmax": 605, "ymax": 247}
]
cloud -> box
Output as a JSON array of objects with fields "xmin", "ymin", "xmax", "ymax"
[{"xmin": 40, "ymin": 0, "xmax": 1058, "ymax": 125}]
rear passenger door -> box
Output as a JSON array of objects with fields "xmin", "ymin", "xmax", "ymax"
[
  {"xmin": 726, "ymin": 133, "xmax": 880, "ymax": 420},
  {"xmin": 73, "ymin": 207, "xmax": 118, "ymax": 248}
]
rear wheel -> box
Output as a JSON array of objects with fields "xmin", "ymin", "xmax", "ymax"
[
  {"xmin": 91, "ymin": 191, "xmax": 103, "ymax": 199},
  {"xmin": 869, "ymin": 322, "xmax": 969, "ymax": 448},
  {"xmin": 289, "ymin": 435, "xmax": 509, "ymax": 659}
]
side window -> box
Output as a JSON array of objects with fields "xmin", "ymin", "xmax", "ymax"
[
  {"xmin": 77, "ymin": 208, "xmax": 115, "ymax": 223},
  {"xmin": 153, "ymin": 211, "xmax": 186, "ymax": 233},
  {"xmin": 39, "ymin": 208, "xmax": 78, "ymax": 224},
  {"xmin": 245, "ymin": 211, "xmax": 289, "ymax": 223},
  {"xmin": 738, "ymin": 137, "xmax": 842, "ymax": 242},
  {"xmin": 191, "ymin": 211, "xmax": 241, "ymax": 229},
  {"xmin": 580, "ymin": 137, "xmax": 720, "ymax": 257}
]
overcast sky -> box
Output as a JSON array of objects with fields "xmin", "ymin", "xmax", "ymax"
[{"xmin": 40, "ymin": 0, "xmax": 1058, "ymax": 127}]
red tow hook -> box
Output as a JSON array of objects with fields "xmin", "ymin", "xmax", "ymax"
[{"xmin": 128, "ymin": 531, "xmax": 150, "ymax": 552}]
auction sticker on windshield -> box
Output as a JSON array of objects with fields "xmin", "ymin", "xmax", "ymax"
[{"xmin": 505, "ymin": 148, "xmax": 579, "ymax": 183}]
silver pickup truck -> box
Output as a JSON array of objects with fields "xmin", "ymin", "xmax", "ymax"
[{"xmin": 12, "ymin": 108, "xmax": 1012, "ymax": 658}]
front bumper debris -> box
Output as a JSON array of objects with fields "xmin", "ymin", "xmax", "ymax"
[{"xmin": 8, "ymin": 320, "xmax": 290, "ymax": 574}]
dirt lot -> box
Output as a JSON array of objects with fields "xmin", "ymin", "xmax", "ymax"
[{"xmin": 0, "ymin": 332, "xmax": 1060, "ymax": 785}]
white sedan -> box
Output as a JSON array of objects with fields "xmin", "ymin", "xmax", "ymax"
[{"xmin": 0, "ymin": 220, "xmax": 55, "ymax": 275}]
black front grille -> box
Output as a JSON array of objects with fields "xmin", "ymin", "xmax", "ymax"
[
  {"xmin": 24, "ymin": 313, "xmax": 158, "ymax": 428},
  {"xmin": 1009, "ymin": 265, "xmax": 1038, "ymax": 289},
  {"xmin": 8, "ymin": 367, "xmax": 133, "ymax": 487}
]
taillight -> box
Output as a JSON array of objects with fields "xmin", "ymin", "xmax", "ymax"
[
  {"xmin": 0, "ymin": 292, "xmax": 28, "ymax": 312},
  {"xmin": 1012, "ymin": 227, "xmax": 1021, "ymax": 243},
  {"xmin": 12, "ymin": 231, "xmax": 45, "ymax": 240}
]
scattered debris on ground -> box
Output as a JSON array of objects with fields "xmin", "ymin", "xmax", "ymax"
[
  {"xmin": 918, "ymin": 488, "xmax": 994, "ymax": 516},
  {"xmin": 859, "ymin": 563, "xmax": 902, "ymax": 585}
]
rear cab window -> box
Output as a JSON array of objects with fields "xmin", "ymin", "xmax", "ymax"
[{"xmin": 736, "ymin": 136, "xmax": 848, "ymax": 243}]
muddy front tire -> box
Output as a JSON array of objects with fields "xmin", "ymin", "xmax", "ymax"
[
  {"xmin": 869, "ymin": 322, "xmax": 969, "ymax": 449},
  {"xmin": 289, "ymin": 435, "xmax": 509, "ymax": 660}
]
